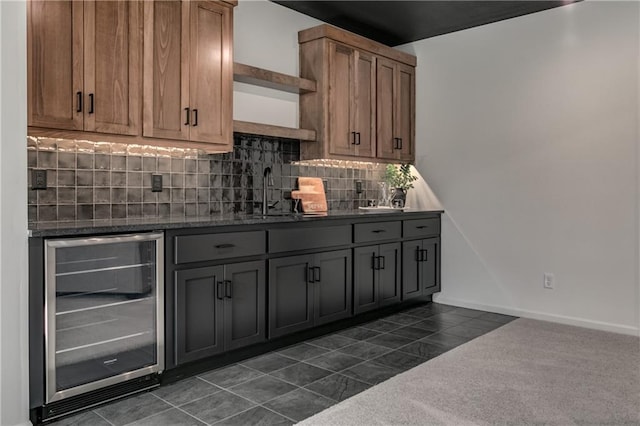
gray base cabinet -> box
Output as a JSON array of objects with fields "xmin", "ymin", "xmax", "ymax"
[
  {"xmin": 354, "ymin": 243, "xmax": 401, "ymax": 314},
  {"xmin": 175, "ymin": 260, "xmax": 265, "ymax": 365},
  {"xmin": 269, "ymin": 249, "xmax": 352, "ymax": 338},
  {"xmin": 402, "ymin": 237, "xmax": 440, "ymax": 300}
]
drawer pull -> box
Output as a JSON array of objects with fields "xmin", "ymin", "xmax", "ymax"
[
  {"xmin": 314, "ymin": 266, "xmax": 321, "ymax": 282},
  {"xmin": 215, "ymin": 243, "xmax": 235, "ymax": 249},
  {"xmin": 422, "ymin": 249, "xmax": 428, "ymax": 262},
  {"xmin": 307, "ymin": 266, "xmax": 315, "ymax": 283},
  {"xmin": 416, "ymin": 225, "xmax": 428, "ymax": 229},
  {"xmin": 372, "ymin": 229, "xmax": 386, "ymax": 233},
  {"xmin": 379, "ymin": 255, "xmax": 385, "ymax": 270}
]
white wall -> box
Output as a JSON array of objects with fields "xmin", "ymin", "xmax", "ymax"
[
  {"xmin": 398, "ymin": 1, "xmax": 640, "ymax": 335},
  {"xmin": 0, "ymin": 1, "xmax": 30, "ymax": 425},
  {"xmin": 233, "ymin": 0, "xmax": 322, "ymax": 128}
]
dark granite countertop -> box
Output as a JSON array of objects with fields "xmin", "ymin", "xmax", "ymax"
[{"xmin": 28, "ymin": 208, "xmax": 444, "ymax": 238}]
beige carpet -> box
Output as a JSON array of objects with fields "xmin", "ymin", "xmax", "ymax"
[{"xmin": 299, "ymin": 318, "xmax": 640, "ymax": 425}]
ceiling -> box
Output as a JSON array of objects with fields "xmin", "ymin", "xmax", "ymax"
[{"xmin": 271, "ymin": 1, "xmax": 580, "ymax": 46}]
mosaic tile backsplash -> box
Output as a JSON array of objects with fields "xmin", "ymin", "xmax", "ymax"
[{"xmin": 28, "ymin": 134, "xmax": 387, "ymax": 222}]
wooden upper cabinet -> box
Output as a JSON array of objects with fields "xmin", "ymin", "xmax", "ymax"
[
  {"xmin": 143, "ymin": 0, "xmax": 233, "ymax": 150},
  {"xmin": 326, "ymin": 42, "xmax": 376, "ymax": 158},
  {"xmin": 84, "ymin": 0, "xmax": 140, "ymax": 135},
  {"xmin": 299, "ymin": 24, "xmax": 416, "ymax": 164},
  {"xmin": 376, "ymin": 59, "xmax": 414, "ymax": 161},
  {"xmin": 28, "ymin": 0, "xmax": 84, "ymax": 130},
  {"xmin": 28, "ymin": 0, "xmax": 139, "ymax": 135}
]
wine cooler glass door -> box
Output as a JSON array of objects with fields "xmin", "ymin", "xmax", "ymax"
[{"xmin": 45, "ymin": 233, "xmax": 164, "ymax": 403}]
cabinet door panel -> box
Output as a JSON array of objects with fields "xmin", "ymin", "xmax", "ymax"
[
  {"xmin": 376, "ymin": 58, "xmax": 396, "ymax": 160},
  {"xmin": 314, "ymin": 249, "xmax": 352, "ymax": 325},
  {"xmin": 379, "ymin": 242, "xmax": 401, "ymax": 306},
  {"xmin": 422, "ymin": 238, "xmax": 440, "ymax": 296},
  {"xmin": 189, "ymin": 1, "xmax": 233, "ymax": 147},
  {"xmin": 84, "ymin": 0, "xmax": 140, "ymax": 135},
  {"xmin": 224, "ymin": 261, "xmax": 266, "ymax": 350},
  {"xmin": 402, "ymin": 240, "xmax": 423, "ymax": 300},
  {"xmin": 397, "ymin": 64, "xmax": 415, "ymax": 162},
  {"xmin": 328, "ymin": 42, "xmax": 355, "ymax": 156},
  {"xmin": 354, "ymin": 51, "xmax": 375, "ymax": 158},
  {"xmin": 28, "ymin": 0, "xmax": 83, "ymax": 130},
  {"xmin": 143, "ymin": 0, "xmax": 190, "ymax": 140},
  {"xmin": 353, "ymin": 246, "xmax": 378, "ymax": 314},
  {"xmin": 175, "ymin": 266, "xmax": 224, "ymax": 365},
  {"xmin": 269, "ymin": 255, "xmax": 314, "ymax": 338}
]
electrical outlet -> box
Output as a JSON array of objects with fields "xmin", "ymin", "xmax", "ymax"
[
  {"xmin": 355, "ymin": 180, "xmax": 363, "ymax": 194},
  {"xmin": 543, "ymin": 273, "xmax": 554, "ymax": 289},
  {"xmin": 32, "ymin": 169, "xmax": 47, "ymax": 190},
  {"xmin": 151, "ymin": 174, "xmax": 163, "ymax": 192}
]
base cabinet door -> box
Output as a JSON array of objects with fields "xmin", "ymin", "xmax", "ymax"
[
  {"xmin": 175, "ymin": 261, "xmax": 266, "ymax": 364},
  {"xmin": 354, "ymin": 246, "xmax": 378, "ymax": 314},
  {"xmin": 378, "ymin": 242, "xmax": 401, "ymax": 306},
  {"xmin": 314, "ymin": 249, "xmax": 352, "ymax": 325},
  {"xmin": 402, "ymin": 238, "xmax": 440, "ymax": 300},
  {"xmin": 422, "ymin": 238, "xmax": 440, "ymax": 296},
  {"xmin": 269, "ymin": 255, "xmax": 314, "ymax": 338},
  {"xmin": 224, "ymin": 261, "xmax": 266, "ymax": 350},
  {"xmin": 355, "ymin": 243, "xmax": 400, "ymax": 313},
  {"xmin": 175, "ymin": 266, "xmax": 224, "ymax": 364}
]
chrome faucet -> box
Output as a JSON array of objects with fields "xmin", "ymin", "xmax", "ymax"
[{"xmin": 262, "ymin": 167, "xmax": 274, "ymax": 215}]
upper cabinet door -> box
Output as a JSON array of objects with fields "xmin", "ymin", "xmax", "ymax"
[
  {"xmin": 188, "ymin": 0, "xmax": 233, "ymax": 147},
  {"xmin": 377, "ymin": 59, "xmax": 415, "ymax": 162},
  {"xmin": 327, "ymin": 43, "xmax": 376, "ymax": 159},
  {"xmin": 143, "ymin": 0, "xmax": 190, "ymax": 141},
  {"xmin": 84, "ymin": 0, "xmax": 140, "ymax": 135},
  {"xmin": 376, "ymin": 57, "xmax": 396, "ymax": 160},
  {"xmin": 327, "ymin": 42, "xmax": 355, "ymax": 157},
  {"xmin": 28, "ymin": 0, "xmax": 84, "ymax": 130},
  {"xmin": 396, "ymin": 63, "xmax": 415, "ymax": 162},
  {"xmin": 353, "ymin": 51, "xmax": 376, "ymax": 158}
]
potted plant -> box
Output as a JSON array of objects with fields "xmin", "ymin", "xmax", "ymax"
[{"xmin": 384, "ymin": 164, "xmax": 417, "ymax": 207}]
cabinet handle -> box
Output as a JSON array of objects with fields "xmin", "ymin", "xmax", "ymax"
[
  {"xmin": 356, "ymin": 132, "xmax": 361, "ymax": 145},
  {"xmin": 416, "ymin": 225, "xmax": 427, "ymax": 229},
  {"xmin": 224, "ymin": 280, "xmax": 232, "ymax": 298},
  {"xmin": 214, "ymin": 243, "xmax": 235, "ymax": 249},
  {"xmin": 371, "ymin": 253, "xmax": 377, "ymax": 270},
  {"xmin": 308, "ymin": 266, "xmax": 315, "ymax": 283},
  {"xmin": 372, "ymin": 229, "xmax": 386, "ymax": 234},
  {"xmin": 76, "ymin": 91, "xmax": 82, "ymax": 113},
  {"xmin": 422, "ymin": 249, "xmax": 428, "ymax": 262},
  {"xmin": 393, "ymin": 138, "xmax": 399, "ymax": 150},
  {"xmin": 415, "ymin": 246, "xmax": 422, "ymax": 262},
  {"xmin": 351, "ymin": 131, "xmax": 357, "ymax": 145},
  {"xmin": 184, "ymin": 107, "xmax": 190, "ymax": 125},
  {"xmin": 216, "ymin": 281, "xmax": 224, "ymax": 300},
  {"xmin": 379, "ymin": 255, "xmax": 385, "ymax": 270},
  {"xmin": 192, "ymin": 109, "xmax": 198, "ymax": 126},
  {"xmin": 313, "ymin": 266, "xmax": 321, "ymax": 282},
  {"xmin": 398, "ymin": 138, "xmax": 403, "ymax": 150},
  {"xmin": 88, "ymin": 93, "xmax": 94, "ymax": 114}
]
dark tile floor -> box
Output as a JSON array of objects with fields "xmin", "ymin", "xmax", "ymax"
[{"xmin": 55, "ymin": 303, "xmax": 517, "ymax": 426}]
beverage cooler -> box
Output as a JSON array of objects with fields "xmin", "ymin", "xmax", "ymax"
[{"xmin": 44, "ymin": 233, "xmax": 164, "ymax": 403}]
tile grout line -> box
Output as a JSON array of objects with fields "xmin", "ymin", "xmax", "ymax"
[{"xmin": 93, "ymin": 409, "xmax": 116, "ymax": 426}]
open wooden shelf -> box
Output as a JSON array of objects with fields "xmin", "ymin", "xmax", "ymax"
[
  {"xmin": 232, "ymin": 62, "xmax": 317, "ymax": 141},
  {"xmin": 233, "ymin": 120, "xmax": 316, "ymax": 142},
  {"xmin": 233, "ymin": 62, "xmax": 316, "ymax": 94}
]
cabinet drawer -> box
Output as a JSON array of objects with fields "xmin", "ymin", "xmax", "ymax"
[
  {"xmin": 174, "ymin": 231, "xmax": 266, "ymax": 264},
  {"xmin": 403, "ymin": 218, "xmax": 440, "ymax": 238},
  {"xmin": 353, "ymin": 221, "xmax": 401, "ymax": 243},
  {"xmin": 269, "ymin": 225, "xmax": 351, "ymax": 253}
]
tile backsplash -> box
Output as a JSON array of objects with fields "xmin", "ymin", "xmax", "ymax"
[{"xmin": 28, "ymin": 134, "xmax": 387, "ymax": 222}]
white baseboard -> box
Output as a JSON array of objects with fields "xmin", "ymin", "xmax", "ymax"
[{"xmin": 433, "ymin": 295, "xmax": 640, "ymax": 337}]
